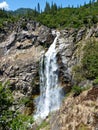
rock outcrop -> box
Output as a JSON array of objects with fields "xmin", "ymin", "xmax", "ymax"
[
  {"xmin": 56, "ymin": 25, "xmax": 98, "ymax": 91},
  {"xmin": 0, "ymin": 20, "xmax": 54, "ymax": 98}
]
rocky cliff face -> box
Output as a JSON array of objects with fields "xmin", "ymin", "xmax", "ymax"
[
  {"xmin": 1, "ymin": 20, "xmax": 98, "ymax": 97},
  {"xmin": 1, "ymin": 21, "xmax": 98, "ymax": 94},
  {"xmin": 0, "ymin": 19, "xmax": 98, "ymax": 129},
  {"xmin": 56, "ymin": 25, "xmax": 98, "ymax": 90},
  {"xmin": 0, "ymin": 19, "xmax": 54, "ymax": 98}
]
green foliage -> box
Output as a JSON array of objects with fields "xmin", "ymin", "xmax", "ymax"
[
  {"xmin": 72, "ymin": 85, "xmax": 91, "ymax": 97},
  {"xmin": 72, "ymin": 39, "xmax": 98, "ymax": 84},
  {"xmin": 19, "ymin": 96, "xmax": 31, "ymax": 105},
  {"xmin": 0, "ymin": 9, "xmax": 8, "ymax": 18},
  {"xmin": 0, "ymin": 82, "xmax": 34, "ymax": 130},
  {"xmin": 37, "ymin": 3, "xmax": 40, "ymax": 13},
  {"xmin": 82, "ymin": 39, "xmax": 98, "ymax": 79},
  {"xmin": 0, "ymin": 8, "xmax": 39, "ymax": 29},
  {"xmin": 72, "ymin": 65, "xmax": 85, "ymax": 84},
  {"xmin": 36, "ymin": 1, "xmax": 98, "ymax": 28},
  {"xmin": 0, "ymin": 1, "xmax": 98, "ymax": 29},
  {"xmin": 0, "ymin": 82, "xmax": 14, "ymax": 129},
  {"xmin": 36, "ymin": 120, "xmax": 49, "ymax": 130},
  {"xmin": 21, "ymin": 22, "xmax": 27, "ymax": 30},
  {"xmin": 93, "ymin": 77, "xmax": 98, "ymax": 85},
  {"xmin": 72, "ymin": 85, "xmax": 83, "ymax": 96},
  {"xmin": 9, "ymin": 114, "xmax": 34, "ymax": 130}
]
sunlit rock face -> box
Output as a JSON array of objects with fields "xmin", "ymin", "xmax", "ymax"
[{"xmin": 0, "ymin": 20, "xmax": 54, "ymax": 97}]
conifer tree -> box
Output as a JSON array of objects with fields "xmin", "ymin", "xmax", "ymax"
[
  {"xmin": 34, "ymin": 7, "xmax": 37, "ymax": 16},
  {"xmin": 44, "ymin": 2, "xmax": 50, "ymax": 13},
  {"xmin": 37, "ymin": 2, "xmax": 40, "ymax": 13}
]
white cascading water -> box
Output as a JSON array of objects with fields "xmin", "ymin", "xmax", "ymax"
[{"xmin": 34, "ymin": 32, "xmax": 64, "ymax": 120}]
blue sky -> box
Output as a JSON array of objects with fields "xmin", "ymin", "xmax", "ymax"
[{"xmin": 0, "ymin": 0, "xmax": 93, "ymax": 11}]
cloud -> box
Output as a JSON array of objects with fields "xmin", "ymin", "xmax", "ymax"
[{"xmin": 0, "ymin": 1, "xmax": 9, "ymax": 10}]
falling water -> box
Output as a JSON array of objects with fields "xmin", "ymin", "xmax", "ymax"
[{"xmin": 34, "ymin": 32, "xmax": 64, "ymax": 120}]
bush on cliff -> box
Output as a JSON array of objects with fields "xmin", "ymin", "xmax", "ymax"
[
  {"xmin": 93, "ymin": 77, "xmax": 98, "ymax": 86},
  {"xmin": 72, "ymin": 39, "xmax": 98, "ymax": 86},
  {"xmin": 0, "ymin": 81, "xmax": 13, "ymax": 129},
  {"xmin": 0, "ymin": 82, "xmax": 34, "ymax": 130},
  {"xmin": 82, "ymin": 39, "xmax": 98, "ymax": 79},
  {"xmin": 72, "ymin": 85, "xmax": 83, "ymax": 96}
]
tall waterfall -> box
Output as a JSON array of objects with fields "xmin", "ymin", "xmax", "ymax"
[{"xmin": 34, "ymin": 32, "xmax": 64, "ymax": 120}]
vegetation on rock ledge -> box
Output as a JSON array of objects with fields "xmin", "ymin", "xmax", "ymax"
[
  {"xmin": 82, "ymin": 39, "xmax": 98, "ymax": 79},
  {"xmin": 0, "ymin": 82, "xmax": 34, "ymax": 130}
]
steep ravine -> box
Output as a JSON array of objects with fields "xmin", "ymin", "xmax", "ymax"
[{"xmin": 0, "ymin": 20, "xmax": 98, "ymax": 129}]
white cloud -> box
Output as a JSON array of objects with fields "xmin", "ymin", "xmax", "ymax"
[{"xmin": 0, "ymin": 1, "xmax": 9, "ymax": 10}]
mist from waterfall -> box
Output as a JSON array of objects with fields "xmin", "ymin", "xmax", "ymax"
[{"xmin": 34, "ymin": 32, "xmax": 64, "ymax": 120}]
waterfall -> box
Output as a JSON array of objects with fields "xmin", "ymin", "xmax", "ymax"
[{"xmin": 34, "ymin": 32, "xmax": 64, "ymax": 120}]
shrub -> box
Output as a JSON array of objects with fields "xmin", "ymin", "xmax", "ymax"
[
  {"xmin": 72, "ymin": 85, "xmax": 83, "ymax": 96},
  {"xmin": 0, "ymin": 82, "xmax": 34, "ymax": 130},
  {"xmin": 72, "ymin": 65, "xmax": 85, "ymax": 84},
  {"xmin": 82, "ymin": 39, "xmax": 98, "ymax": 79},
  {"xmin": 9, "ymin": 114, "xmax": 34, "ymax": 130},
  {"xmin": 93, "ymin": 77, "xmax": 98, "ymax": 86},
  {"xmin": 72, "ymin": 85, "xmax": 91, "ymax": 97},
  {"xmin": 36, "ymin": 120, "xmax": 49, "ymax": 130},
  {"xmin": 21, "ymin": 22, "xmax": 27, "ymax": 30},
  {"xmin": 0, "ymin": 82, "xmax": 14, "ymax": 129}
]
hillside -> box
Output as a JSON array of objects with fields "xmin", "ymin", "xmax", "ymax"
[
  {"xmin": 37, "ymin": 1, "xmax": 98, "ymax": 28},
  {"xmin": 12, "ymin": 8, "xmax": 34, "ymax": 15},
  {"xmin": 0, "ymin": 1, "xmax": 98, "ymax": 29}
]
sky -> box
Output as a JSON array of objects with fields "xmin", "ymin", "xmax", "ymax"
[{"xmin": 0, "ymin": 0, "xmax": 94, "ymax": 11}]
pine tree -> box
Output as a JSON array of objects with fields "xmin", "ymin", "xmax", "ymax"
[
  {"xmin": 34, "ymin": 7, "xmax": 37, "ymax": 16},
  {"xmin": 51, "ymin": 2, "xmax": 58, "ymax": 14},
  {"xmin": 89, "ymin": 0, "xmax": 92, "ymax": 5},
  {"xmin": 44, "ymin": 2, "xmax": 50, "ymax": 13},
  {"xmin": 37, "ymin": 2, "xmax": 40, "ymax": 13}
]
